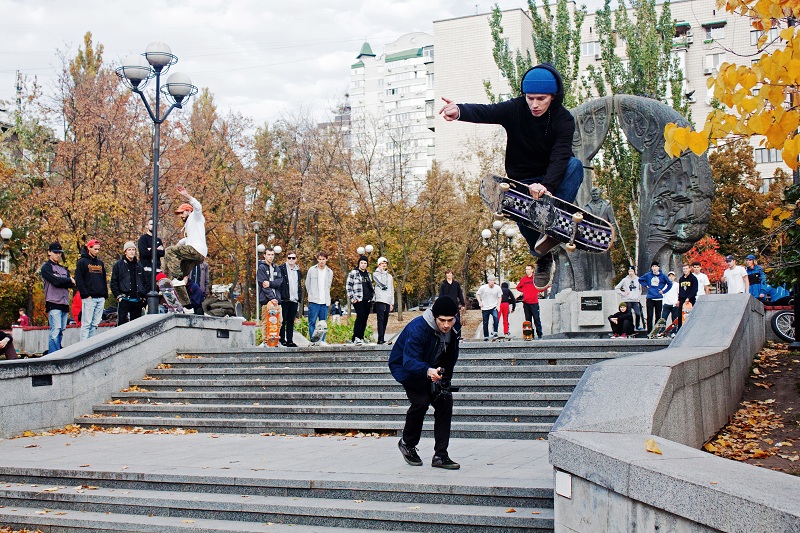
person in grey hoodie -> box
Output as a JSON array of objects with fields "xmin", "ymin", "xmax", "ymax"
[
  {"xmin": 373, "ymin": 256, "xmax": 395, "ymax": 344},
  {"xmin": 305, "ymin": 251, "xmax": 333, "ymax": 343}
]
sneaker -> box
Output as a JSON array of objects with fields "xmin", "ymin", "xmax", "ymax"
[
  {"xmin": 286, "ymin": 342, "xmax": 298, "ymax": 348},
  {"xmin": 533, "ymin": 252, "xmax": 554, "ymax": 289},
  {"xmin": 319, "ymin": 341, "xmax": 329, "ymax": 346},
  {"xmin": 620, "ymin": 334, "xmax": 628, "ymax": 338},
  {"xmin": 431, "ymin": 455, "xmax": 460, "ymax": 470},
  {"xmin": 398, "ymin": 439, "xmax": 423, "ymax": 466},
  {"xmin": 353, "ymin": 338, "xmax": 364, "ymax": 345},
  {"xmin": 534, "ymin": 234, "xmax": 560, "ymax": 256},
  {"xmin": 171, "ymin": 278, "xmax": 186, "ymax": 287}
]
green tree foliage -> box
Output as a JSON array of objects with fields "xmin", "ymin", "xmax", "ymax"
[
  {"xmin": 582, "ymin": 0, "xmax": 685, "ymax": 270},
  {"xmin": 484, "ymin": 0, "xmax": 585, "ymax": 108}
]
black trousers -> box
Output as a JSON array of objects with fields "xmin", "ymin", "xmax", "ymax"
[
  {"xmin": 117, "ymin": 299, "xmax": 143, "ymax": 326},
  {"xmin": 646, "ymin": 299, "xmax": 662, "ymax": 331},
  {"xmin": 375, "ymin": 302, "xmax": 390, "ymax": 343},
  {"xmin": 677, "ymin": 297, "xmax": 695, "ymax": 330},
  {"xmin": 523, "ymin": 302, "xmax": 543, "ymax": 337},
  {"xmin": 609, "ymin": 317, "xmax": 634, "ymax": 335},
  {"xmin": 402, "ymin": 383, "xmax": 453, "ymax": 457},
  {"xmin": 352, "ymin": 300, "xmax": 371, "ymax": 341},
  {"xmin": 280, "ymin": 300, "xmax": 299, "ymax": 343}
]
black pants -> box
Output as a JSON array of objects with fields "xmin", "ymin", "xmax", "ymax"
[
  {"xmin": 609, "ymin": 317, "xmax": 634, "ymax": 335},
  {"xmin": 352, "ymin": 300, "xmax": 371, "ymax": 341},
  {"xmin": 627, "ymin": 301, "xmax": 644, "ymax": 329},
  {"xmin": 402, "ymin": 383, "xmax": 453, "ymax": 457},
  {"xmin": 375, "ymin": 302, "xmax": 390, "ymax": 343},
  {"xmin": 117, "ymin": 299, "xmax": 143, "ymax": 326},
  {"xmin": 280, "ymin": 300, "xmax": 299, "ymax": 344},
  {"xmin": 523, "ymin": 302, "xmax": 543, "ymax": 338},
  {"xmin": 646, "ymin": 299, "xmax": 662, "ymax": 331}
]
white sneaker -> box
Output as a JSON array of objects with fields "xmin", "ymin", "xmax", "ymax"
[
  {"xmin": 354, "ymin": 338, "xmax": 364, "ymax": 345},
  {"xmin": 171, "ymin": 278, "xmax": 186, "ymax": 287},
  {"xmin": 319, "ymin": 341, "xmax": 329, "ymax": 346}
]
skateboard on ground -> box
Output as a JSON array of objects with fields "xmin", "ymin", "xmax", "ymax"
[
  {"xmin": 522, "ymin": 321, "xmax": 534, "ymax": 341},
  {"xmin": 491, "ymin": 334, "xmax": 512, "ymax": 342},
  {"xmin": 480, "ymin": 174, "xmax": 615, "ymax": 253},
  {"xmin": 264, "ymin": 300, "xmax": 282, "ymax": 347}
]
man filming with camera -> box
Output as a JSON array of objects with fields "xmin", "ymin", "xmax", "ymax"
[{"xmin": 389, "ymin": 296, "xmax": 460, "ymax": 469}]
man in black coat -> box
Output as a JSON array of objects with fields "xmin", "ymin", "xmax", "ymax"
[
  {"xmin": 75, "ymin": 239, "xmax": 108, "ymax": 340},
  {"xmin": 440, "ymin": 63, "xmax": 584, "ymax": 289},
  {"xmin": 278, "ymin": 251, "xmax": 303, "ymax": 347},
  {"xmin": 110, "ymin": 241, "xmax": 147, "ymax": 326}
]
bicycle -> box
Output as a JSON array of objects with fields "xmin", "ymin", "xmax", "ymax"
[{"xmin": 771, "ymin": 309, "xmax": 795, "ymax": 343}]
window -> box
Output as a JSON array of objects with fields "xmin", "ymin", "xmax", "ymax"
[
  {"xmin": 350, "ymin": 80, "xmax": 363, "ymax": 89},
  {"xmin": 0, "ymin": 253, "xmax": 9, "ymax": 274},
  {"xmin": 705, "ymin": 25, "xmax": 725, "ymax": 40},
  {"xmin": 754, "ymin": 147, "xmax": 782, "ymax": 164},
  {"xmin": 425, "ymin": 100, "xmax": 435, "ymax": 118},
  {"xmin": 705, "ymin": 52, "xmax": 726, "ymax": 72},
  {"xmin": 581, "ymin": 41, "xmax": 602, "ymax": 57},
  {"xmin": 750, "ymin": 28, "xmax": 779, "ymax": 46},
  {"xmin": 422, "ymin": 46, "xmax": 434, "ymax": 61},
  {"xmin": 427, "ymin": 72, "xmax": 434, "ymax": 90}
]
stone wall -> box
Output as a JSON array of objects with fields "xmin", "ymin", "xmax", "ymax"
[
  {"xmin": 0, "ymin": 314, "xmax": 251, "ymax": 438},
  {"xmin": 549, "ymin": 294, "xmax": 800, "ymax": 531}
]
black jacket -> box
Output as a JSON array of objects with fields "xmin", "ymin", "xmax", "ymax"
[
  {"xmin": 137, "ymin": 233, "xmax": 164, "ymax": 271},
  {"xmin": 438, "ymin": 279, "xmax": 465, "ymax": 307},
  {"xmin": 278, "ymin": 263, "xmax": 304, "ymax": 303},
  {"xmin": 457, "ymin": 63, "xmax": 575, "ymax": 192},
  {"xmin": 110, "ymin": 256, "xmax": 147, "ymax": 299},
  {"xmin": 678, "ymin": 274, "xmax": 699, "ymax": 300},
  {"xmin": 75, "ymin": 247, "xmax": 108, "ymax": 299},
  {"xmin": 256, "ymin": 261, "xmax": 283, "ymax": 304}
]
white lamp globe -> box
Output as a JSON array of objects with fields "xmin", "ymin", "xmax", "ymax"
[{"xmin": 481, "ymin": 229, "xmax": 492, "ymax": 240}]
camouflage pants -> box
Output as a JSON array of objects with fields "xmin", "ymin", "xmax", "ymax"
[{"xmin": 164, "ymin": 244, "xmax": 205, "ymax": 280}]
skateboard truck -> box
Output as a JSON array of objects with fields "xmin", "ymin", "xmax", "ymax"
[{"xmin": 565, "ymin": 212, "xmax": 584, "ymax": 252}]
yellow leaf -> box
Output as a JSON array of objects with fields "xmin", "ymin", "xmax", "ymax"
[
  {"xmin": 704, "ymin": 442, "xmax": 718, "ymax": 452},
  {"xmin": 779, "ymin": 209, "xmax": 792, "ymax": 221},
  {"xmin": 688, "ymin": 131, "xmax": 709, "ymax": 156},
  {"xmin": 781, "ymin": 27, "xmax": 796, "ymax": 41},
  {"xmin": 645, "ymin": 438, "xmax": 663, "ymax": 455},
  {"xmin": 506, "ymin": 508, "xmax": 517, "ymax": 513},
  {"xmin": 766, "ymin": 123, "xmax": 787, "ymax": 148}
]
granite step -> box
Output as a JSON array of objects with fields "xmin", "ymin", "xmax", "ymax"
[
  {"xmin": 0, "ymin": 484, "xmax": 553, "ymax": 532},
  {"xmin": 86, "ymin": 404, "xmax": 563, "ymax": 424},
  {"xmin": 72, "ymin": 416, "xmax": 553, "ymax": 438},
  {"xmin": 108, "ymin": 390, "xmax": 572, "ymax": 407}
]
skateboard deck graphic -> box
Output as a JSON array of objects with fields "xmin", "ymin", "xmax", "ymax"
[
  {"xmin": 157, "ymin": 279, "xmax": 185, "ymax": 313},
  {"xmin": 264, "ymin": 300, "xmax": 282, "ymax": 347},
  {"xmin": 480, "ymin": 174, "xmax": 614, "ymax": 254},
  {"xmin": 522, "ymin": 321, "xmax": 534, "ymax": 341}
]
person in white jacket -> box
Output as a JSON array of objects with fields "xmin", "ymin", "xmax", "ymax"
[
  {"xmin": 165, "ymin": 185, "xmax": 207, "ymax": 305},
  {"xmin": 305, "ymin": 251, "xmax": 333, "ymax": 343},
  {"xmin": 373, "ymin": 257, "xmax": 395, "ymax": 344},
  {"xmin": 615, "ymin": 266, "xmax": 645, "ymax": 330},
  {"xmin": 660, "ymin": 271, "xmax": 680, "ymax": 325}
]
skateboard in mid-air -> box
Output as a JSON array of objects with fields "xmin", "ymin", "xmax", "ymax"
[{"xmin": 480, "ymin": 174, "xmax": 615, "ymax": 254}]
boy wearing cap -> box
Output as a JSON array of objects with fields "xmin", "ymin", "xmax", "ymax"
[
  {"xmin": 40, "ymin": 242, "xmax": 75, "ymax": 354},
  {"xmin": 110, "ymin": 241, "xmax": 147, "ymax": 326},
  {"xmin": 660, "ymin": 271, "xmax": 680, "ymax": 325},
  {"xmin": 440, "ymin": 63, "xmax": 582, "ymax": 289},
  {"xmin": 744, "ymin": 254, "xmax": 767, "ymax": 301},
  {"xmin": 723, "ymin": 255, "xmax": 749, "ymax": 295},
  {"xmin": 373, "ymin": 257, "xmax": 395, "ymax": 344},
  {"xmin": 389, "ymin": 296, "xmax": 461, "ymax": 470},
  {"xmin": 75, "ymin": 239, "xmax": 108, "ymax": 340},
  {"xmin": 164, "ymin": 185, "xmax": 207, "ymax": 306}
]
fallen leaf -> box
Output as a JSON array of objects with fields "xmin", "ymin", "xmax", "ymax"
[
  {"xmin": 78, "ymin": 464, "xmax": 90, "ymax": 468},
  {"xmin": 408, "ymin": 506, "xmax": 421, "ymax": 510},
  {"xmin": 703, "ymin": 442, "xmax": 718, "ymax": 452},
  {"xmin": 645, "ymin": 438, "xmax": 663, "ymax": 455},
  {"xmin": 506, "ymin": 508, "xmax": 517, "ymax": 513}
]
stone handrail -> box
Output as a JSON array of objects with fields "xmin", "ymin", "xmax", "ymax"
[
  {"xmin": 0, "ymin": 314, "xmax": 251, "ymax": 439},
  {"xmin": 549, "ymin": 294, "xmax": 800, "ymax": 532}
]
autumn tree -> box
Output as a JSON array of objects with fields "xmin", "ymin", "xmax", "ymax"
[{"xmin": 682, "ymin": 236, "xmax": 728, "ymax": 284}]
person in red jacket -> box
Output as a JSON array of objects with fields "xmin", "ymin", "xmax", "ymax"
[{"xmin": 515, "ymin": 264, "xmax": 544, "ymax": 339}]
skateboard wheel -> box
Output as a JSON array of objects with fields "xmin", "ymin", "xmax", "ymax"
[
  {"xmin": 493, "ymin": 212, "xmax": 504, "ymax": 221},
  {"xmin": 572, "ymin": 212, "xmax": 584, "ymax": 223},
  {"xmin": 565, "ymin": 243, "xmax": 577, "ymax": 252},
  {"xmin": 499, "ymin": 182, "xmax": 510, "ymax": 192}
]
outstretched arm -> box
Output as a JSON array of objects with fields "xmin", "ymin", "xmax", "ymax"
[{"xmin": 439, "ymin": 98, "xmax": 460, "ymax": 121}]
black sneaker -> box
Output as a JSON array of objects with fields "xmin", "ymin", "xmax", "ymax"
[
  {"xmin": 431, "ymin": 455, "xmax": 460, "ymax": 470},
  {"xmin": 285, "ymin": 342, "xmax": 298, "ymax": 348},
  {"xmin": 534, "ymin": 252, "xmax": 554, "ymax": 289},
  {"xmin": 398, "ymin": 439, "xmax": 423, "ymax": 466}
]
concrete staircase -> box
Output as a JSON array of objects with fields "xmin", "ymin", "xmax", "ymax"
[
  {"xmin": 78, "ymin": 340, "xmax": 667, "ymax": 439},
  {"xmin": 0, "ymin": 339, "xmax": 669, "ymax": 532}
]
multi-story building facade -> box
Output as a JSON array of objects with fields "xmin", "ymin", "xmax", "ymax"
[
  {"xmin": 431, "ymin": 2, "xmax": 788, "ymax": 190},
  {"xmin": 348, "ymin": 32, "xmax": 435, "ymax": 187}
]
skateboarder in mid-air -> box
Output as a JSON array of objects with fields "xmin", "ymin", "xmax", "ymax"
[{"xmin": 440, "ymin": 63, "xmax": 583, "ymax": 288}]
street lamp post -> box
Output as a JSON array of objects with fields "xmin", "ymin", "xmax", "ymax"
[
  {"xmin": 481, "ymin": 221, "xmax": 517, "ymax": 283},
  {"xmin": 0, "ymin": 218, "xmax": 11, "ymax": 257},
  {"xmin": 116, "ymin": 42, "xmax": 198, "ymax": 315},
  {"xmin": 253, "ymin": 221, "xmax": 262, "ymax": 324}
]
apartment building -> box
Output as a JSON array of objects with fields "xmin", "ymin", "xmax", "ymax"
[
  {"xmin": 431, "ymin": 1, "xmax": 789, "ymax": 189},
  {"xmin": 348, "ymin": 32, "xmax": 435, "ymax": 186}
]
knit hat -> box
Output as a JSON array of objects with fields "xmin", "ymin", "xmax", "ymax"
[
  {"xmin": 123, "ymin": 241, "xmax": 136, "ymax": 252},
  {"xmin": 377, "ymin": 256, "xmax": 388, "ymax": 265},
  {"xmin": 432, "ymin": 296, "xmax": 459, "ymax": 317},
  {"xmin": 521, "ymin": 67, "xmax": 557, "ymax": 95},
  {"xmin": 358, "ymin": 255, "xmax": 369, "ymax": 264},
  {"xmin": 619, "ymin": 302, "xmax": 628, "ymax": 311}
]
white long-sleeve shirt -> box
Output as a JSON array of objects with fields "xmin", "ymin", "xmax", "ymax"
[{"xmin": 177, "ymin": 196, "xmax": 207, "ymax": 257}]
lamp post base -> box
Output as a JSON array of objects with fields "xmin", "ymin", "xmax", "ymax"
[{"xmin": 147, "ymin": 291, "xmax": 161, "ymax": 315}]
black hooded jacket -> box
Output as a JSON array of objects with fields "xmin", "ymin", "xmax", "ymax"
[
  {"xmin": 111, "ymin": 255, "xmax": 147, "ymax": 299},
  {"xmin": 456, "ymin": 63, "xmax": 576, "ymax": 192},
  {"xmin": 75, "ymin": 247, "xmax": 108, "ymax": 299}
]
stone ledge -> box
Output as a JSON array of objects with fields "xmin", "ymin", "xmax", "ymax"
[{"xmin": 550, "ymin": 431, "xmax": 800, "ymax": 532}]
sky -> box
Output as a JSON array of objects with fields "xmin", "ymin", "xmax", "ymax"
[{"xmin": 0, "ymin": 0, "xmax": 603, "ymax": 126}]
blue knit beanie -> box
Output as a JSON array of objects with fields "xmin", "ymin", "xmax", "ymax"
[{"xmin": 521, "ymin": 67, "xmax": 557, "ymax": 95}]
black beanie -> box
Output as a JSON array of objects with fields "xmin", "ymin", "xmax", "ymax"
[
  {"xmin": 432, "ymin": 296, "xmax": 459, "ymax": 317},
  {"xmin": 358, "ymin": 255, "xmax": 368, "ymax": 264}
]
